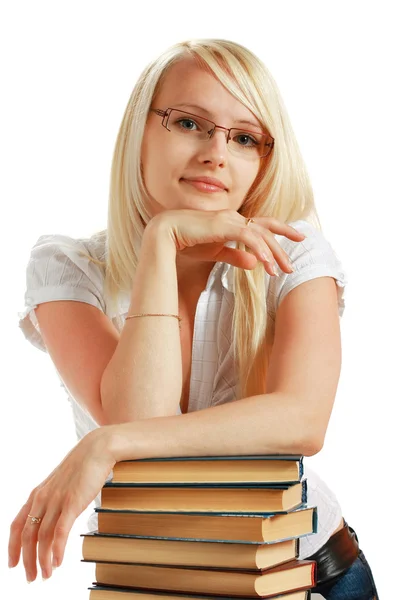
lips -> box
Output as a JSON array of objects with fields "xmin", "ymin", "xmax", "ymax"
[{"xmin": 181, "ymin": 176, "xmax": 228, "ymax": 191}]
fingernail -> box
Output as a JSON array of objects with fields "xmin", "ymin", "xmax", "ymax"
[
  {"xmin": 8, "ymin": 557, "xmax": 13, "ymax": 568},
  {"xmin": 52, "ymin": 557, "xmax": 59, "ymax": 568},
  {"xmin": 291, "ymin": 227, "xmax": 305, "ymax": 236},
  {"xmin": 273, "ymin": 266, "xmax": 279, "ymax": 276}
]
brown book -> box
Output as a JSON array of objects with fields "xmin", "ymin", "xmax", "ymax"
[
  {"xmin": 88, "ymin": 586, "xmax": 311, "ymax": 600},
  {"xmin": 90, "ymin": 559, "xmax": 316, "ymax": 598},
  {"xmin": 96, "ymin": 506, "xmax": 316, "ymax": 543},
  {"xmin": 101, "ymin": 482, "xmax": 305, "ymax": 513},
  {"xmin": 82, "ymin": 533, "xmax": 299, "ymax": 570},
  {"xmin": 111, "ymin": 456, "xmax": 303, "ymax": 485}
]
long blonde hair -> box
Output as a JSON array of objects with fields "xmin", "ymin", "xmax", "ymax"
[{"xmin": 84, "ymin": 39, "xmax": 321, "ymax": 400}]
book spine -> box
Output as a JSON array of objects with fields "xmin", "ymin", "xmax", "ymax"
[
  {"xmin": 117, "ymin": 455, "xmax": 303, "ymax": 463},
  {"xmin": 103, "ymin": 483, "xmax": 297, "ymax": 489},
  {"xmin": 88, "ymin": 585, "xmax": 312, "ymax": 599},
  {"xmin": 301, "ymin": 479, "xmax": 308, "ymax": 504},
  {"xmin": 311, "ymin": 506, "xmax": 318, "ymax": 533}
]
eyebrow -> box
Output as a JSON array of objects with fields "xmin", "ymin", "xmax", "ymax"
[{"xmin": 173, "ymin": 103, "xmax": 261, "ymax": 129}]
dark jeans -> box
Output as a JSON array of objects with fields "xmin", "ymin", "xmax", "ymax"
[{"xmin": 312, "ymin": 524, "xmax": 379, "ymax": 599}]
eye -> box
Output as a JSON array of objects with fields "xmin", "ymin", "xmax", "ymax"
[
  {"xmin": 233, "ymin": 133, "xmax": 259, "ymax": 147},
  {"xmin": 176, "ymin": 118, "xmax": 199, "ymax": 131}
]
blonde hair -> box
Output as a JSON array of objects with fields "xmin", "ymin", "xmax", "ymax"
[{"xmin": 83, "ymin": 38, "xmax": 321, "ymax": 400}]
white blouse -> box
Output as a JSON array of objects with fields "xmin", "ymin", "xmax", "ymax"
[{"xmin": 18, "ymin": 219, "xmax": 348, "ymax": 559}]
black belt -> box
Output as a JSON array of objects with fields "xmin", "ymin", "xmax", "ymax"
[{"xmin": 307, "ymin": 518, "xmax": 360, "ymax": 593}]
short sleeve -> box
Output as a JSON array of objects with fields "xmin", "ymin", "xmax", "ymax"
[
  {"xmin": 18, "ymin": 234, "xmax": 106, "ymax": 352},
  {"xmin": 269, "ymin": 220, "xmax": 348, "ymax": 318}
]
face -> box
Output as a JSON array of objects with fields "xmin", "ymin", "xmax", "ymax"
[{"xmin": 141, "ymin": 58, "xmax": 263, "ymax": 217}]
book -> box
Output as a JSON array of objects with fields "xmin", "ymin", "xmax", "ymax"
[
  {"xmin": 101, "ymin": 482, "xmax": 307, "ymax": 514},
  {"xmin": 87, "ymin": 559, "xmax": 315, "ymax": 598},
  {"xmin": 81, "ymin": 532, "xmax": 299, "ymax": 570},
  {"xmin": 111, "ymin": 456, "xmax": 303, "ymax": 485},
  {"xmin": 88, "ymin": 585, "xmax": 312, "ymax": 599},
  {"xmin": 95, "ymin": 505, "xmax": 317, "ymax": 543}
]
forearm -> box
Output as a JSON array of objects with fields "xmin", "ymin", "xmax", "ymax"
[
  {"xmin": 100, "ymin": 221, "xmax": 182, "ymax": 423},
  {"xmin": 105, "ymin": 392, "xmax": 319, "ymax": 461}
]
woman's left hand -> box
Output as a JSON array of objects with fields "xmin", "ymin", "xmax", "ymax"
[{"xmin": 8, "ymin": 427, "xmax": 116, "ymax": 582}]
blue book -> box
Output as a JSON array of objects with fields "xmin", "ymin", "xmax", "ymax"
[{"xmin": 111, "ymin": 455, "xmax": 303, "ymax": 486}]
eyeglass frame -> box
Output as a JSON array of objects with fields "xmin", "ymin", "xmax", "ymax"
[{"xmin": 149, "ymin": 107, "xmax": 275, "ymax": 159}]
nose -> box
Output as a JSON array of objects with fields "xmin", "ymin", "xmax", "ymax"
[{"xmin": 196, "ymin": 127, "xmax": 229, "ymax": 166}]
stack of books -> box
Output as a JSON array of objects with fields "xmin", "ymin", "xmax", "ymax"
[{"xmin": 82, "ymin": 454, "xmax": 318, "ymax": 599}]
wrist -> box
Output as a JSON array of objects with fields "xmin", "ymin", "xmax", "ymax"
[
  {"xmin": 143, "ymin": 215, "xmax": 177, "ymax": 255},
  {"xmin": 106, "ymin": 420, "xmax": 162, "ymax": 463},
  {"xmin": 86, "ymin": 426, "xmax": 118, "ymax": 466},
  {"xmin": 106, "ymin": 422, "xmax": 139, "ymax": 463}
]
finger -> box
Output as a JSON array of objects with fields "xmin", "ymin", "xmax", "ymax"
[
  {"xmin": 216, "ymin": 246, "xmax": 259, "ymax": 269},
  {"xmin": 242, "ymin": 227, "xmax": 291, "ymax": 275},
  {"xmin": 240, "ymin": 228, "xmax": 285, "ymax": 277},
  {"xmin": 289, "ymin": 227, "xmax": 307, "ymax": 238},
  {"xmin": 51, "ymin": 508, "xmax": 78, "ymax": 569},
  {"xmin": 8, "ymin": 498, "xmax": 33, "ymax": 569},
  {"xmin": 262, "ymin": 229, "xmax": 296, "ymax": 274},
  {"xmin": 285, "ymin": 226, "xmax": 306, "ymax": 239},
  {"xmin": 258, "ymin": 217, "xmax": 307, "ymax": 239},
  {"xmin": 247, "ymin": 222, "xmax": 298, "ymax": 274},
  {"xmin": 241, "ymin": 227, "xmax": 274, "ymax": 266},
  {"xmin": 21, "ymin": 505, "xmax": 44, "ymax": 582},
  {"xmin": 240, "ymin": 220, "xmax": 296, "ymax": 274},
  {"xmin": 37, "ymin": 507, "xmax": 61, "ymax": 580}
]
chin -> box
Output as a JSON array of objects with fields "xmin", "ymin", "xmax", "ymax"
[{"xmin": 181, "ymin": 197, "xmax": 229, "ymax": 211}]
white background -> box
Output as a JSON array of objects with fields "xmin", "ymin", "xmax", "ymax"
[{"xmin": 1, "ymin": 1, "xmax": 398, "ymax": 599}]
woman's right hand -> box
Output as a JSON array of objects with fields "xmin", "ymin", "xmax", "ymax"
[{"xmin": 148, "ymin": 209, "xmax": 306, "ymax": 276}]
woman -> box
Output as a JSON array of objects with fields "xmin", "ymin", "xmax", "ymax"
[{"xmin": 9, "ymin": 39, "xmax": 379, "ymax": 598}]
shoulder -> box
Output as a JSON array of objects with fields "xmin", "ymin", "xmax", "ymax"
[
  {"xmin": 23, "ymin": 231, "xmax": 107, "ymax": 312},
  {"xmin": 19, "ymin": 231, "xmax": 110, "ymax": 352},
  {"xmin": 27, "ymin": 231, "xmax": 106, "ymax": 277},
  {"xmin": 269, "ymin": 219, "xmax": 348, "ymax": 318},
  {"xmin": 276, "ymin": 220, "xmax": 338, "ymax": 258},
  {"xmin": 28, "ymin": 230, "xmax": 106, "ymax": 264}
]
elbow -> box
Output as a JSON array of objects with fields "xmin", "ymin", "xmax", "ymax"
[
  {"xmin": 302, "ymin": 437, "xmax": 323, "ymax": 457},
  {"xmin": 100, "ymin": 371, "xmax": 180, "ymax": 422},
  {"xmin": 300, "ymin": 429, "xmax": 325, "ymax": 456},
  {"xmin": 99, "ymin": 385, "xmax": 128, "ymax": 425},
  {"xmin": 95, "ymin": 410, "xmax": 112, "ymax": 427},
  {"xmin": 100, "ymin": 392, "xmax": 134, "ymax": 425},
  {"xmin": 99, "ymin": 372, "xmax": 134, "ymax": 424},
  {"xmin": 300, "ymin": 410, "xmax": 331, "ymax": 456},
  {"xmin": 100, "ymin": 386, "xmax": 177, "ymax": 424},
  {"xmin": 92, "ymin": 394, "xmax": 115, "ymax": 427}
]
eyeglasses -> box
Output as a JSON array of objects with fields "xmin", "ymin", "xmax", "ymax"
[{"xmin": 150, "ymin": 107, "xmax": 274, "ymax": 160}]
